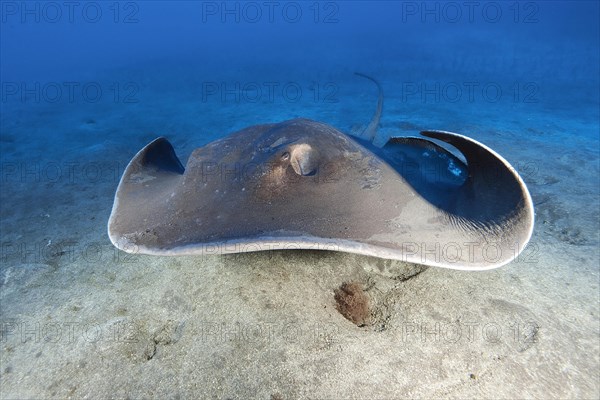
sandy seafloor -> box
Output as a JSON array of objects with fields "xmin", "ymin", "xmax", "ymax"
[{"xmin": 0, "ymin": 62, "xmax": 599, "ymax": 399}]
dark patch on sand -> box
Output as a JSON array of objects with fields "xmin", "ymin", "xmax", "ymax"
[{"xmin": 334, "ymin": 282, "xmax": 370, "ymax": 327}]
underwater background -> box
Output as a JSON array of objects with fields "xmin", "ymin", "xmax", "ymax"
[{"xmin": 1, "ymin": 1, "xmax": 599, "ymax": 398}]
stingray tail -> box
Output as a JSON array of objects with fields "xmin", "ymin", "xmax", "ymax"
[{"xmin": 354, "ymin": 72, "xmax": 384, "ymax": 145}]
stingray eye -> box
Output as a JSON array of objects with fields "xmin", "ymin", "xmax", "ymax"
[
  {"xmin": 280, "ymin": 152, "xmax": 290, "ymax": 161},
  {"xmin": 290, "ymin": 144, "xmax": 319, "ymax": 176}
]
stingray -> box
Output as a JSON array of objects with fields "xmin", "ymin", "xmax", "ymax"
[{"xmin": 108, "ymin": 74, "xmax": 534, "ymax": 270}]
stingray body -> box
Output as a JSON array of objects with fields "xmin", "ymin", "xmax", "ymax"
[{"xmin": 108, "ymin": 75, "xmax": 534, "ymax": 270}]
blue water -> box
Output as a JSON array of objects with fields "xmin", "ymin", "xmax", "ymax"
[{"xmin": 1, "ymin": 1, "xmax": 599, "ymax": 398}]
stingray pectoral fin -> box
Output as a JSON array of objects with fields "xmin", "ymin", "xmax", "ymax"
[
  {"xmin": 138, "ymin": 137, "xmax": 185, "ymax": 174},
  {"xmin": 420, "ymin": 130, "xmax": 535, "ymax": 263},
  {"xmin": 107, "ymin": 137, "xmax": 185, "ymax": 252},
  {"xmin": 383, "ymin": 136, "xmax": 468, "ymax": 185},
  {"xmin": 386, "ymin": 136, "xmax": 463, "ymax": 161}
]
